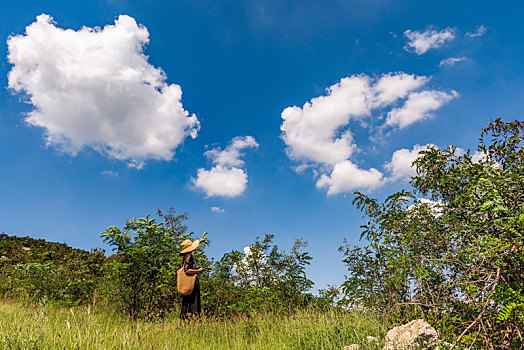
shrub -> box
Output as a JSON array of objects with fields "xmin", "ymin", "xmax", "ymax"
[
  {"xmin": 100, "ymin": 209, "xmax": 208, "ymax": 319},
  {"xmin": 0, "ymin": 233, "xmax": 106, "ymax": 306},
  {"xmin": 340, "ymin": 119, "xmax": 524, "ymax": 348}
]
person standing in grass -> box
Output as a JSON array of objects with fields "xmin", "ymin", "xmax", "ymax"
[{"xmin": 179, "ymin": 239, "xmax": 204, "ymax": 320}]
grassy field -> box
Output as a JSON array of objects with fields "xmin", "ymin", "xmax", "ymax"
[{"xmin": 0, "ymin": 300, "xmax": 388, "ymax": 349}]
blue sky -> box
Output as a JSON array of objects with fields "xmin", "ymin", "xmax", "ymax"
[{"xmin": 1, "ymin": 0, "xmax": 523, "ymax": 290}]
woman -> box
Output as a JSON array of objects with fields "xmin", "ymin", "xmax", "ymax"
[{"xmin": 179, "ymin": 239, "xmax": 204, "ymax": 320}]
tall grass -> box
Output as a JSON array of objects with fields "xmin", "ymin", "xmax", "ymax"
[{"xmin": 0, "ymin": 300, "xmax": 387, "ymax": 349}]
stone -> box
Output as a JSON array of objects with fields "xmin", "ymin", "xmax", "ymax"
[
  {"xmin": 383, "ymin": 319, "xmax": 438, "ymax": 350},
  {"xmin": 367, "ymin": 336, "xmax": 379, "ymax": 342},
  {"xmin": 344, "ymin": 345, "xmax": 361, "ymax": 350}
]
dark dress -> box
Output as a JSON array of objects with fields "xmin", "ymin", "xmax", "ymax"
[{"xmin": 180, "ymin": 253, "xmax": 201, "ymax": 319}]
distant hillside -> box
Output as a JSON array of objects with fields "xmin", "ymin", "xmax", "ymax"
[
  {"xmin": 0, "ymin": 233, "xmax": 107, "ymax": 305},
  {"xmin": 0, "ymin": 233, "xmax": 105, "ymax": 265}
]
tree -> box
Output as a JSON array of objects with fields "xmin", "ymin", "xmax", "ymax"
[
  {"xmin": 340, "ymin": 119, "xmax": 524, "ymax": 348},
  {"xmin": 202, "ymin": 234, "xmax": 315, "ymax": 317},
  {"xmin": 101, "ymin": 209, "xmax": 208, "ymax": 319}
]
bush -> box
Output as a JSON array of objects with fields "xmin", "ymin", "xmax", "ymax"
[
  {"xmin": 100, "ymin": 209, "xmax": 208, "ymax": 319},
  {"xmin": 0, "ymin": 233, "xmax": 106, "ymax": 306},
  {"xmin": 340, "ymin": 119, "xmax": 524, "ymax": 348},
  {"xmin": 202, "ymin": 234, "xmax": 316, "ymax": 316}
]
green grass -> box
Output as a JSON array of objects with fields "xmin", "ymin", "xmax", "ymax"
[{"xmin": 0, "ymin": 300, "xmax": 387, "ymax": 349}]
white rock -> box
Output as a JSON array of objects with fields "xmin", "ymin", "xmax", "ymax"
[
  {"xmin": 383, "ymin": 319, "xmax": 438, "ymax": 349},
  {"xmin": 367, "ymin": 336, "xmax": 379, "ymax": 342},
  {"xmin": 344, "ymin": 345, "xmax": 361, "ymax": 350}
]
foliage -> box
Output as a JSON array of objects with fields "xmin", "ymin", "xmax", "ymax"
[
  {"xmin": 203, "ymin": 234, "xmax": 315, "ymax": 317},
  {"xmin": 0, "ymin": 233, "xmax": 106, "ymax": 306},
  {"xmin": 1, "ymin": 210, "xmax": 321, "ymax": 319},
  {"xmin": 100, "ymin": 208, "xmax": 208, "ymax": 319},
  {"xmin": 340, "ymin": 119, "xmax": 524, "ymax": 348}
]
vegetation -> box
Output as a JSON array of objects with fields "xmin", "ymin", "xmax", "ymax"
[
  {"xmin": 1, "ymin": 118, "xmax": 522, "ymax": 348},
  {"xmin": 204, "ymin": 234, "xmax": 315, "ymax": 317},
  {"xmin": 340, "ymin": 119, "xmax": 524, "ymax": 349},
  {"xmin": 100, "ymin": 209, "xmax": 209, "ymax": 319},
  {"xmin": 0, "ymin": 300, "xmax": 387, "ymax": 349},
  {"xmin": 0, "ymin": 209, "xmax": 321, "ymax": 320},
  {"xmin": 0, "ymin": 233, "xmax": 106, "ymax": 306}
]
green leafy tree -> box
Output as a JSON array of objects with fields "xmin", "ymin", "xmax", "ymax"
[
  {"xmin": 207, "ymin": 234, "xmax": 314, "ymax": 315},
  {"xmin": 101, "ymin": 209, "xmax": 208, "ymax": 319},
  {"xmin": 340, "ymin": 119, "xmax": 524, "ymax": 348}
]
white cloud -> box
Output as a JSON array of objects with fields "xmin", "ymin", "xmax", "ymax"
[
  {"xmin": 210, "ymin": 206, "xmax": 225, "ymax": 213},
  {"xmin": 127, "ymin": 160, "xmax": 145, "ymax": 170},
  {"xmin": 101, "ymin": 170, "xmax": 118, "ymax": 177},
  {"xmin": 7, "ymin": 14, "xmax": 199, "ymax": 164},
  {"xmin": 373, "ymin": 73, "xmax": 429, "ymax": 107},
  {"xmin": 280, "ymin": 75, "xmax": 371, "ymax": 166},
  {"xmin": 471, "ymin": 151, "xmax": 487, "ymax": 163},
  {"xmin": 384, "ymin": 144, "xmax": 436, "ymax": 180},
  {"xmin": 204, "ymin": 136, "xmax": 258, "ymax": 167},
  {"xmin": 280, "ymin": 73, "xmax": 430, "ymax": 166},
  {"xmin": 408, "ymin": 198, "xmax": 445, "ymax": 218},
  {"xmin": 466, "ymin": 25, "xmax": 487, "ymax": 38},
  {"xmin": 193, "ymin": 136, "xmax": 258, "ymax": 198},
  {"xmin": 316, "ymin": 160, "xmax": 384, "ymax": 195},
  {"xmin": 291, "ymin": 164, "xmax": 311, "ymax": 174},
  {"xmin": 194, "ymin": 166, "xmax": 248, "ymax": 198},
  {"xmin": 439, "ymin": 57, "xmax": 468, "ymax": 67},
  {"xmin": 386, "ymin": 90, "xmax": 458, "ymax": 129},
  {"xmin": 280, "ymin": 72, "xmax": 457, "ymax": 195},
  {"xmin": 404, "ymin": 27, "xmax": 456, "ymax": 55}
]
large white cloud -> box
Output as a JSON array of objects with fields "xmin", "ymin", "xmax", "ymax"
[
  {"xmin": 280, "ymin": 72, "xmax": 456, "ymax": 195},
  {"xmin": 280, "ymin": 73, "xmax": 429, "ymax": 166},
  {"xmin": 280, "ymin": 75, "xmax": 370, "ymax": 166},
  {"xmin": 384, "ymin": 144, "xmax": 436, "ymax": 180},
  {"xmin": 404, "ymin": 28, "xmax": 456, "ymax": 55},
  {"xmin": 7, "ymin": 14, "xmax": 199, "ymax": 165},
  {"xmin": 386, "ymin": 90, "xmax": 458, "ymax": 129},
  {"xmin": 193, "ymin": 136, "xmax": 258, "ymax": 198}
]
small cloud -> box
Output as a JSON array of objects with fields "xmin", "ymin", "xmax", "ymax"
[
  {"xmin": 385, "ymin": 90, "xmax": 458, "ymax": 129},
  {"xmin": 210, "ymin": 206, "xmax": 225, "ymax": 213},
  {"xmin": 102, "ymin": 170, "xmax": 119, "ymax": 177},
  {"xmin": 408, "ymin": 198, "xmax": 445, "ymax": 218},
  {"xmin": 439, "ymin": 57, "xmax": 468, "ymax": 67},
  {"xmin": 471, "ymin": 151, "xmax": 487, "ymax": 163},
  {"xmin": 193, "ymin": 136, "xmax": 258, "ymax": 198},
  {"xmin": 127, "ymin": 160, "xmax": 145, "ymax": 170},
  {"xmin": 466, "ymin": 25, "xmax": 487, "ymax": 38},
  {"xmin": 404, "ymin": 27, "xmax": 456, "ymax": 55},
  {"xmin": 316, "ymin": 160, "xmax": 384, "ymax": 195},
  {"xmin": 291, "ymin": 164, "xmax": 311, "ymax": 174},
  {"xmin": 384, "ymin": 144, "xmax": 437, "ymax": 181}
]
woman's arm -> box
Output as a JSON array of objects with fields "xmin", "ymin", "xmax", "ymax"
[{"xmin": 185, "ymin": 268, "xmax": 204, "ymax": 275}]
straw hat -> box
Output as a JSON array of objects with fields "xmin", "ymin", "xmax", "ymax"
[{"xmin": 180, "ymin": 239, "xmax": 200, "ymax": 254}]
